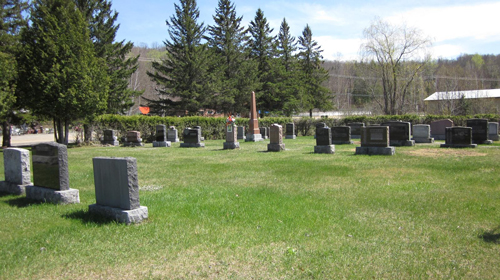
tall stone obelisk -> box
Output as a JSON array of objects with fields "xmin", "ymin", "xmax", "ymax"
[{"xmin": 245, "ymin": 91, "xmax": 263, "ymax": 142}]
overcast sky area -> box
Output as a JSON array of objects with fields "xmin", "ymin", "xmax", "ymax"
[{"xmin": 112, "ymin": 0, "xmax": 500, "ymax": 61}]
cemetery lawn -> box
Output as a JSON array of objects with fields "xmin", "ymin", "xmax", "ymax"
[{"xmin": 1, "ymin": 138, "xmax": 500, "ymax": 279}]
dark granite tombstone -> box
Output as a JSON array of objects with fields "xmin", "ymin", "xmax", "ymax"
[
  {"xmin": 440, "ymin": 127, "xmax": 477, "ymax": 148},
  {"xmin": 153, "ymin": 125, "xmax": 171, "ymax": 147},
  {"xmin": 259, "ymin": 127, "xmax": 268, "ymax": 139},
  {"xmin": 315, "ymin": 122, "xmax": 327, "ymax": 139},
  {"xmin": 285, "ymin": 123, "xmax": 296, "ymax": 139},
  {"xmin": 331, "ymin": 126, "xmax": 353, "ymax": 144},
  {"xmin": 26, "ymin": 143, "xmax": 79, "ymax": 204},
  {"xmin": 180, "ymin": 127, "xmax": 205, "ymax": 147},
  {"xmin": 268, "ymin": 124, "xmax": 285, "ymax": 151},
  {"xmin": 355, "ymin": 126, "xmax": 395, "ymax": 155},
  {"xmin": 489, "ymin": 122, "xmax": 499, "ymax": 141},
  {"xmin": 430, "ymin": 119, "xmax": 453, "ymax": 140},
  {"xmin": 101, "ymin": 129, "xmax": 119, "ymax": 146},
  {"xmin": 467, "ymin": 119, "xmax": 492, "ymax": 144},
  {"xmin": 89, "ymin": 157, "xmax": 148, "ymax": 224},
  {"xmin": 348, "ymin": 122, "xmax": 365, "ymax": 139},
  {"xmin": 237, "ymin": 126, "xmax": 246, "ymax": 140},
  {"xmin": 315, "ymin": 127, "xmax": 335, "ymax": 154},
  {"xmin": 223, "ymin": 123, "xmax": 240, "ymax": 149},
  {"xmin": 381, "ymin": 121, "xmax": 415, "ymax": 146}
]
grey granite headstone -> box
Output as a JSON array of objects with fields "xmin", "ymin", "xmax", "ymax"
[
  {"xmin": 237, "ymin": 126, "xmax": 246, "ymax": 140},
  {"xmin": 26, "ymin": 143, "xmax": 79, "ymax": 204},
  {"xmin": 268, "ymin": 124, "xmax": 285, "ymax": 152},
  {"xmin": 381, "ymin": 121, "xmax": 415, "ymax": 146},
  {"xmin": 488, "ymin": 122, "xmax": 499, "ymax": 141},
  {"xmin": 430, "ymin": 119, "xmax": 453, "ymax": 140},
  {"xmin": 223, "ymin": 123, "xmax": 240, "ymax": 149},
  {"xmin": 167, "ymin": 126, "xmax": 180, "ymax": 142},
  {"xmin": 440, "ymin": 127, "xmax": 477, "ymax": 148},
  {"xmin": 355, "ymin": 126, "xmax": 395, "ymax": 155},
  {"xmin": 101, "ymin": 129, "xmax": 119, "ymax": 146},
  {"xmin": 259, "ymin": 127, "xmax": 268, "ymax": 139},
  {"xmin": 412, "ymin": 124, "xmax": 434, "ymax": 143},
  {"xmin": 348, "ymin": 122, "xmax": 365, "ymax": 139},
  {"xmin": 180, "ymin": 127, "xmax": 205, "ymax": 148},
  {"xmin": 315, "ymin": 127, "xmax": 335, "ymax": 154},
  {"xmin": 467, "ymin": 119, "xmax": 492, "ymax": 144},
  {"xmin": 153, "ymin": 125, "xmax": 171, "ymax": 147},
  {"xmin": 285, "ymin": 123, "xmax": 296, "ymax": 139},
  {"xmin": 331, "ymin": 126, "xmax": 353, "ymax": 144},
  {"xmin": 0, "ymin": 148, "xmax": 32, "ymax": 195},
  {"xmin": 89, "ymin": 157, "xmax": 148, "ymax": 224}
]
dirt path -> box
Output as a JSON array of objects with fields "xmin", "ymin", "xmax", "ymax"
[{"xmin": 8, "ymin": 132, "xmax": 77, "ymax": 147}]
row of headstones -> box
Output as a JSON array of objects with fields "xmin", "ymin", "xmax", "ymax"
[
  {"xmin": 0, "ymin": 143, "xmax": 147, "ymax": 225},
  {"xmin": 236, "ymin": 124, "xmax": 297, "ymax": 141},
  {"xmin": 101, "ymin": 126, "xmax": 181, "ymax": 147}
]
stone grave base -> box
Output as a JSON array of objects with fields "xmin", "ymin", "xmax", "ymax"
[
  {"xmin": 473, "ymin": 140, "xmax": 493, "ymax": 145},
  {"xmin": 355, "ymin": 146, "xmax": 395, "ymax": 156},
  {"xmin": 285, "ymin": 135, "xmax": 296, "ymax": 139},
  {"xmin": 89, "ymin": 204, "xmax": 148, "ymax": 225},
  {"xmin": 0, "ymin": 181, "xmax": 30, "ymax": 195},
  {"xmin": 489, "ymin": 135, "xmax": 499, "ymax": 141},
  {"xmin": 223, "ymin": 142, "xmax": 240, "ymax": 149},
  {"xmin": 123, "ymin": 142, "xmax": 144, "ymax": 147},
  {"xmin": 332, "ymin": 140, "xmax": 353, "ymax": 145},
  {"xmin": 314, "ymin": 145, "xmax": 335, "ymax": 154},
  {"xmin": 180, "ymin": 143, "xmax": 205, "ymax": 148},
  {"xmin": 390, "ymin": 140, "xmax": 415, "ymax": 147},
  {"xmin": 440, "ymin": 144, "xmax": 477, "ymax": 148},
  {"xmin": 413, "ymin": 137, "xmax": 434, "ymax": 143},
  {"xmin": 101, "ymin": 141, "xmax": 119, "ymax": 146},
  {"xmin": 431, "ymin": 135, "xmax": 446, "ymax": 140},
  {"xmin": 245, "ymin": 134, "xmax": 263, "ymax": 142},
  {"xmin": 268, "ymin": 143, "xmax": 285, "ymax": 152},
  {"xmin": 26, "ymin": 186, "xmax": 80, "ymax": 204},
  {"xmin": 153, "ymin": 141, "xmax": 171, "ymax": 147}
]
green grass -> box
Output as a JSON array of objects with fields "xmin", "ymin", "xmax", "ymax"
[{"xmin": 1, "ymin": 138, "xmax": 500, "ymax": 279}]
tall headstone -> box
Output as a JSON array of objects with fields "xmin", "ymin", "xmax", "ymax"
[
  {"xmin": 285, "ymin": 123, "xmax": 296, "ymax": 139},
  {"xmin": 0, "ymin": 148, "xmax": 32, "ymax": 195},
  {"xmin": 315, "ymin": 122, "xmax": 327, "ymax": 139},
  {"xmin": 381, "ymin": 121, "xmax": 415, "ymax": 146},
  {"xmin": 89, "ymin": 157, "xmax": 148, "ymax": 224},
  {"xmin": 245, "ymin": 91, "xmax": 263, "ymax": 142},
  {"xmin": 180, "ymin": 127, "xmax": 205, "ymax": 148},
  {"xmin": 467, "ymin": 119, "xmax": 492, "ymax": 144},
  {"xmin": 440, "ymin": 127, "xmax": 477, "ymax": 148},
  {"xmin": 331, "ymin": 126, "xmax": 353, "ymax": 144},
  {"xmin": 314, "ymin": 127, "xmax": 335, "ymax": 154},
  {"xmin": 123, "ymin": 131, "xmax": 144, "ymax": 147},
  {"xmin": 259, "ymin": 127, "xmax": 268, "ymax": 139},
  {"xmin": 26, "ymin": 143, "xmax": 79, "ymax": 204},
  {"xmin": 355, "ymin": 126, "xmax": 395, "ymax": 155},
  {"xmin": 223, "ymin": 123, "xmax": 240, "ymax": 149},
  {"xmin": 153, "ymin": 125, "xmax": 171, "ymax": 147},
  {"xmin": 101, "ymin": 129, "xmax": 119, "ymax": 146},
  {"xmin": 348, "ymin": 122, "xmax": 365, "ymax": 139},
  {"xmin": 167, "ymin": 126, "xmax": 180, "ymax": 142},
  {"xmin": 237, "ymin": 126, "xmax": 246, "ymax": 140},
  {"xmin": 488, "ymin": 122, "xmax": 499, "ymax": 141},
  {"xmin": 430, "ymin": 119, "xmax": 453, "ymax": 140},
  {"xmin": 412, "ymin": 124, "xmax": 434, "ymax": 143},
  {"xmin": 268, "ymin": 124, "xmax": 285, "ymax": 152}
]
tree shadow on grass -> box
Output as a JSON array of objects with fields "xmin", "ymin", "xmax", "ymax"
[
  {"xmin": 62, "ymin": 209, "xmax": 117, "ymax": 225},
  {"xmin": 479, "ymin": 226, "xmax": 500, "ymax": 244},
  {"xmin": 5, "ymin": 196, "xmax": 45, "ymax": 208}
]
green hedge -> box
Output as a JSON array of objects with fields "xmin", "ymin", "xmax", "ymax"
[{"xmin": 92, "ymin": 114, "xmax": 500, "ymax": 141}]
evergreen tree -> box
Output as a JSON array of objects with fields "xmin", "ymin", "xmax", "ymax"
[
  {"xmin": 18, "ymin": 0, "xmax": 109, "ymax": 144},
  {"xmin": 0, "ymin": 0, "xmax": 28, "ymax": 147},
  {"xmin": 206, "ymin": 0, "xmax": 256, "ymax": 114},
  {"xmin": 297, "ymin": 24, "xmax": 332, "ymax": 117},
  {"xmin": 147, "ymin": 0, "xmax": 210, "ymax": 116}
]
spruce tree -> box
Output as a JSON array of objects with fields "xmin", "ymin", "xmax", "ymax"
[
  {"xmin": 18, "ymin": 0, "xmax": 109, "ymax": 144},
  {"xmin": 297, "ymin": 24, "xmax": 332, "ymax": 117},
  {"xmin": 147, "ymin": 0, "xmax": 210, "ymax": 115}
]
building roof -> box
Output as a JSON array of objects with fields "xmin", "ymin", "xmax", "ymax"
[{"xmin": 424, "ymin": 89, "xmax": 500, "ymax": 101}]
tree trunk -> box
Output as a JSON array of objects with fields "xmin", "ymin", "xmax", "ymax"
[
  {"xmin": 2, "ymin": 121, "xmax": 11, "ymax": 147},
  {"xmin": 309, "ymin": 109, "xmax": 313, "ymax": 118},
  {"xmin": 64, "ymin": 120, "xmax": 69, "ymax": 145},
  {"xmin": 53, "ymin": 119, "xmax": 59, "ymax": 143},
  {"xmin": 84, "ymin": 123, "xmax": 93, "ymax": 143}
]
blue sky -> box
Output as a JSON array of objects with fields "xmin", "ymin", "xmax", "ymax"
[{"xmin": 112, "ymin": 0, "xmax": 500, "ymax": 61}]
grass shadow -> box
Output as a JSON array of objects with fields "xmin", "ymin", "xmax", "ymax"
[
  {"xmin": 62, "ymin": 209, "xmax": 117, "ymax": 225},
  {"xmin": 5, "ymin": 196, "xmax": 45, "ymax": 208},
  {"xmin": 479, "ymin": 226, "xmax": 500, "ymax": 244}
]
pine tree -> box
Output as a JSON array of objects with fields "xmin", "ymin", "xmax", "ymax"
[
  {"xmin": 206, "ymin": 0, "xmax": 256, "ymax": 114},
  {"xmin": 297, "ymin": 24, "xmax": 332, "ymax": 117},
  {"xmin": 18, "ymin": 0, "xmax": 109, "ymax": 144},
  {"xmin": 0, "ymin": 0, "xmax": 28, "ymax": 147},
  {"xmin": 147, "ymin": 0, "xmax": 210, "ymax": 116}
]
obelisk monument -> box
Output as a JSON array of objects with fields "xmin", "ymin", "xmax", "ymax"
[{"xmin": 245, "ymin": 91, "xmax": 263, "ymax": 142}]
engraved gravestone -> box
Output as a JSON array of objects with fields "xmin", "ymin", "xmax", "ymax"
[
  {"xmin": 223, "ymin": 123, "xmax": 240, "ymax": 149},
  {"xmin": 124, "ymin": 131, "xmax": 144, "ymax": 147},
  {"xmin": 101, "ymin": 129, "xmax": 119, "ymax": 146},
  {"xmin": 167, "ymin": 126, "xmax": 180, "ymax": 142},
  {"xmin": 89, "ymin": 157, "xmax": 148, "ymax": 224},
  {"xmin": 331, "ymin": 126, "xmax": 353, "ymax": 144},
  {"xmin": 348, "ymin": 122, "xmax": 365, "ymax": 139},
  {"xmin": 314, "ymin": 127, "xmax": 335, "ymax": 154},
  {"xmin": 355, "ymin": 126, "xmax": 395, "ymax": 155},
  {"xmin": 440, "ymin": 127, "xmax": 477, "ymax": 148},
  {"xmin": 180, "ymin": 127, "xmax": 205, "ymax": 148},
  {"xmin": 0, "ymin": 148, "xmax": 32, "ymax": 195},
  {"xmin": 260, "ymin": 127, "xmax": 268, "ymax": 139},
  {"xmin": 268, "ymin": 124, "xmax": 285, "ymax": 152},
  {"xmin": 412, "ymin": 124, "xmax": 434, "ymax": 143},
  {"xmin": 430, "ymin": 119, "xmax": 453, "ymax": 140},
  {"xmin": 315, "ymin": 122, "xmax": 327, "ymax": 139},
  {"xmin": 467, "ymin": 119, "xmax": 492, "ymax": 144},
  {"xmin": 25, "ymin": 143, "xmax": 79, "ymax": 204},
  {"xmin": 153, "ymin": 124, "xmax": 171, "ymax": 147},
  {"xmin": 381, "ymin": 121, "xmax": 415, "ymax": 146},
  {"xmin": 246, "ymin": 91, "xmax": 263, "ymax": 141},
  {"xmin": 488, "ymin": 122, "xmax": 499, "ymax": 141},
  {"xmin": 237, "ymin": 126, "xmax": 246, "ymax": 140},
  {"xmin": 285, "ymin": 123, "xmax": 296, "ymax": 139}
]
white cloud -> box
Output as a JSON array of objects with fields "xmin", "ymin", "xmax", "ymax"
[
  {"xmin": 431, "ymin": 44, "xmax": 464, "ymax": 59},
  {"xmin": 315, "ymin": 36, "xmax": 363, "ymax": 61}
]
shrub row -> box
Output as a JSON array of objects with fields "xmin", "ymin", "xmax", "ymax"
[{"xmin": 92, "ymin": 114, "xmax": 500, "ymax": 141}]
